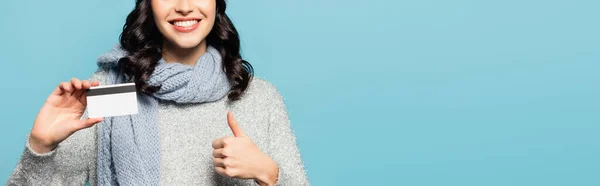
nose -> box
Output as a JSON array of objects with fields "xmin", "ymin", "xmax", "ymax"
[{"xmin": 174, "ymin": 0, "xmax": 193, "ymax": 15}]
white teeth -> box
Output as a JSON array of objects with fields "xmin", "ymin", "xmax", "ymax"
[{"xmin": 173, "ymin": 20, "xmax": 198, "ymax": 27}]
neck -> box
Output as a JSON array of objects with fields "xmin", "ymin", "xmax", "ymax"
[{"xmin": 161, "ymin": 40, "xmax": 208, "ymax": 66}]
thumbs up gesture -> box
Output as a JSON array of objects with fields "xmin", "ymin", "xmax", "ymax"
[{"xmin": 212, "ymin": 112, "xmax": 279, "ymax": 186}]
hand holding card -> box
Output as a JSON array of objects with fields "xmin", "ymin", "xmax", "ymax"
[{"xmin": 29, "ymin": 78, "xmax": 105, "ymax": 154}]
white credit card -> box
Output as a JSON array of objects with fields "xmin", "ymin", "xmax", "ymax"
[{"xmin": 86, "ymin": 83, "xmax": 138, "ymax": 118}]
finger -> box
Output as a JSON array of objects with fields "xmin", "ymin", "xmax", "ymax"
[
  {"xmin": 227, "ymin": 111, "xmax": 246, "ymax": 137},
  {"xmin": 59, "ymin": 82, "xmax": 73, "ymax": 95},
  {"xmin": 215, "ymin": 166, "xmax": 237, "ymax": 177},
  {"xmin": 91, "ymin": 80, "xmax": 100, "ymax": 87},
  {"xmin": 71, "ymin": 78, "xmax": 84, "ymax": 97},
  {"xmin": 215, "ymin": 166, "xmax": 227, "ymax": 176},
  {"xmin": 213, "ymin": 148, "xmax": 227, "ymax": 158},
  {"xmin": 51, "ymin": 84, "xmax": 64, "ymax": 96},
  {"xmin": 78, "ymin": 80, "xmax": 92, "ymax": 103},
  {"xmin": 213, "ymin": 157, "xmax": 225, "ymax": 167},
  {"xmin": 70, "ymin": 78, "xmax": 83, "ymax": 90},
  {"xmin": 78, "ymin": 91, "xmax": 88, "ymax": 106},
  {"xmin": 212, "ymin": 137, "xmax": 226, "ymax": 149},
  {"xmin": 71, "ymin": 117, "xmax": 104, "ymax": 132},
  {"xmin": 81, "ymin": 80, "xmax": 91, "ymax": 90}
]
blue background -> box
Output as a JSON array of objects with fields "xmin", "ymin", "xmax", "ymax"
[{"xmin": 1, "ymin": 0, "xmax": 599, "ymax": 185}]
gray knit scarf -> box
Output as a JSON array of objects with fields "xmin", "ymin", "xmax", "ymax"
[{"xmin": 95, "ymin": 45, "xmax": 231, "ymax": 185}]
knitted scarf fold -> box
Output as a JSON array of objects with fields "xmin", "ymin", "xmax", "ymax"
[{"xmin": 95, "ymin": 45, "xmax": 231, "ymax": 185}]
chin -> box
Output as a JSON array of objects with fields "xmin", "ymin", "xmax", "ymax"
[
  {"xmin": 177, "ymin": 42, "xmax": 203, "ymax": 49},
  {"xmin": 171, "ymin": 38, "xmax": 205, "ymax": 49}
]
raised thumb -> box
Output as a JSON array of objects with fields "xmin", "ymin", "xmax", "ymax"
[{"xmin": 227, "ymin": 111, "xmax": 246, "ymax": 137}]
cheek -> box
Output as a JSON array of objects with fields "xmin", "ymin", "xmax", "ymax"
[
  {"xmin": 151, "ymin": 0, "xmax": 167, "ymax": 20},
  {"xmin": 204, "ymin": 16, "xmax": 216, "ymax": 34},
  {"xmin": 151, "ymin": 2, "xmax": 170, "ymax": 34},
  {"xmin": 197, "ymin": 0, "xmax": 217, "ymax": 22},
  {"xmin": 203, "ymin": 9, "xmax": 217, "ymax": 35}
]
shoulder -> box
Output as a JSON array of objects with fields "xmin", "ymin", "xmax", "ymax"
[
  {"xmin": 245, "ymin": 77, "xmax": 284, "ymax": 100},
  {"xmin": 232, "ymin": 76, "xmax": 286, "ymax": 108},
  {"xmin": 246, "ymin": 77, "xmax": 280, "ymax": 95}
]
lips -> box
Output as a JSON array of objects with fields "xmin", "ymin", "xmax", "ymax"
[{"xmin": 169, "ymin": 18, "xmax": 202, "ymax": 33}]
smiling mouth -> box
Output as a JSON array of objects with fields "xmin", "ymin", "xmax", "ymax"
[
  {"xmin": 170, "ymin": 20, "xmax": 199, "ymax": 27},
  {"xmin": 169, "ymin": 19, "xmax": 201, "ymax": 32}
]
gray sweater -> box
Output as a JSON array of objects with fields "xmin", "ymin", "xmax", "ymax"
[{"xmin": 7, "ymin": 68, "xmax": 310, "ymax": 186}]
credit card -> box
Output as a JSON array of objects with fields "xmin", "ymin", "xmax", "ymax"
[{"xmin": 86, "ymin": 82, "xmax": 138, "ymax": 118}]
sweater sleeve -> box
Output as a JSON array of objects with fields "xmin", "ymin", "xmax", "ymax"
[
  {"xmin": 6, "ymin": 126, "xmax": 97, "ymax": 186},
  {"xmin": 6, "ymin": 69, "xmax": 109, "ymax": 186},
  {"xmin": 264, "ymin": 85, "xmax": 310, "ymax": 186}
]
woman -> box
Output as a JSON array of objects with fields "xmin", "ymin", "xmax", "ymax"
[{"xmin": 7, "ymin": 0, "xmax": 309, "ymax": 185}]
